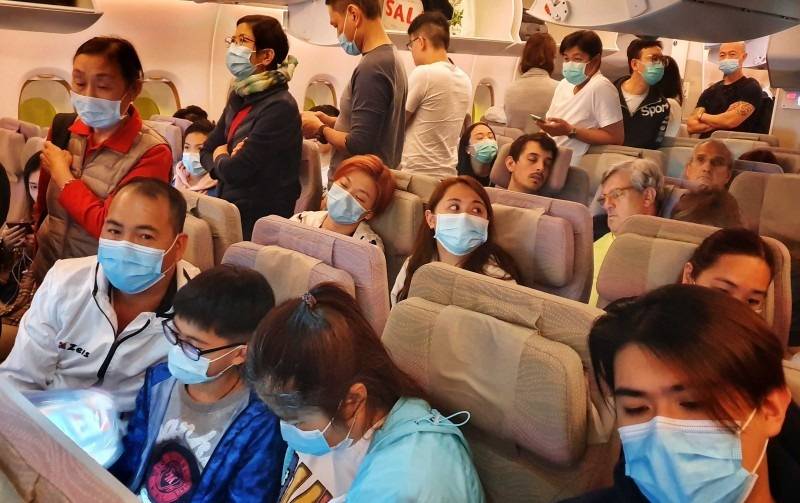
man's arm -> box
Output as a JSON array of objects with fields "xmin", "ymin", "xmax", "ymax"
[
  {"xmin": 687, "ymin": 106, "xmax": 714, "ymax": 134},
  {"xmin": 699, "ymin": 101, "xmax": 755, "ymax": 130}
]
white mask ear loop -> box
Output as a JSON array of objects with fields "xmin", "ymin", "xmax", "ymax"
[{"xmin": 740, "ymin": 408, "xmax": 769, "ymax": 475}]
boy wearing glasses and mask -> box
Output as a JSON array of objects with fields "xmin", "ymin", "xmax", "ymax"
[{"xmin": 111, "ymin": 264, "xmax": 285, "ymax": 503}]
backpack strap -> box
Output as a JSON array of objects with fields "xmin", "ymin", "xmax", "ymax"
[{"xmin": 50, "ymin": 113, "xmax": 78, "ymax": 150}]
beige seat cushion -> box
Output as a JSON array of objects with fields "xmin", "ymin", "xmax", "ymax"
[
  {"xmin": 294, "ymin": 140, "xmax": 323, "ymax": 213},
  {"xmin": 711, "ymin": 130, "xmax": 779, "ymax": 147},
  {"xmin": 393, "ymin": 170, "xmax": 440, "ymax": 205},
  {"xmin": 767, "ymin": 150, "xmax": 800, "ymax": 174},
  {"xmin": 716, "ymin": 138, "xmax": 769, "ymax": 159},
  {"xmin": 580, "ymin": 145, "xmax": 665, "ymax": 204},
  {"xmin": 223, "ymin": 242, "xmax": 356, "ymax": 304},
  {"xmin": 597, "ymin": 215, "xmax": 793, "ymax": 346},
  {"xmin": 384, "ymin": 263, "xmax": 616, "ymax": 502},
  {"xmin": 369, "ymin": 189, "xmax": 424, "ymax": 286},
  {"xmin": 143, "ymin": 120, "xmax": 183, "ymax": 164},
  {"xmin": 150, "ymin": 115, "xmax": 193, "ymax": 135},
  {"xmin": 733, "ymin": 159, "xmax": 783, "ymax": 174},
  {"xmin": 660, "ymin": 145, "xmax": 693, "ymax": 178},
  {"xmin": 182, "ymin": 214, "xmax": 215, "ymax": 271},
  {"xmin": 0, "ymin": 118, "xmax": 42, "ymax": 140},
  {"xmin": 181, "ymin": 190, "xmax": 243, "ymax": 266},
  {"xmin": 252, "ymin": 216, "xmax": 390, "ymax": 334},
  {"xmin": 490, "ymin": 142, "xmax": 573, "ymax": 193}
]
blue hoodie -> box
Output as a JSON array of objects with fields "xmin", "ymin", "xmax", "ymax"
[
  {"xmin": 280, "ymin": 397, "xmax": 486, "ymax": 502},
  {"xmin": 110, "ymin": 363, "xmax": 286, "ymax": 502}
]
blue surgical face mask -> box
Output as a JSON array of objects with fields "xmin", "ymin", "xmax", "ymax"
[
  {"xmin": 619, "ymin": 410, "xmax": 767, "ymax": 503},
  {"xmin": 641, "ymin": 61, "xmax": 665, "ymax": 86},
  {"xmin": 338, "ymin": 15, "xmax": 361, "ymax": 56},
  {"xmin": 167, "ymin": 345, "xmax": 241, "ymax": 385},
  {"xmin": 226, "ymin": 43, "xmax": 256, "ymax": 80},
  {"xmin": 434, "ymin": 213, "xmax": 489, "ymax": 256},
  {"xmin": 719, "ymin": 58, "xmax": 740, "ymax": 76},
  {"xmin": 562, "ymin": 60, "xmax": 589, "ymax": 86},
  {"xmin": 70, "ymin": 91, "xmax": 126, "ymax": 130},
  {"xmin": 470, "ymin": 139, "xmax": 498, "ymax": 165},
  {"xmin": 279, "ymin": 401, "xmax": 361, "ymax": 456},
  {"xmin": 327, "ymin": 182, "xmax": 368, "ymax": 225},
  {"xmin": 97, "ymin": 237, "xmax": 177, "ymax": 294},
  {"xmin": 182, "ymin": 152, "xmax": 206, "ymax": 177}
]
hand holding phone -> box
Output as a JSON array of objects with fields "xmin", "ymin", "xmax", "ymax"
[{"xmin": 529, "ymin": 113, "xmax": 545, "ymax": 122}]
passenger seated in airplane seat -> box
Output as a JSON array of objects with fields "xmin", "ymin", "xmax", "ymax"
[
  {"xmin": 401, "ymin": 11, "xmax": 471, "ymax": 179},
  {"xmin": 504, "ymin": 33, "xmax": 559, "ymax": 134},
  {"xmin": 616, "ymin": 38, "xmax": 680, "ymax": 149},
  {"xmin": 111, "ymin": 265, "xmax": 285, "ymax": 503},
  {"xmin": 32, "ymin": 36, "xmax": 173, "ymax": 281},
  {"xmin": 504, "ymin": 132, "xmax": 559, "ymax": 195},
  {"xmin": 740, "ymin": 149, "xmax": 779, "ymax": 165},
  {"xmin": 457, "ymin": 122, "xmax": 498, "ymax": 186},
  {"xmin": 564, "ymin": 285, "xmax": 799, "ymax": 503},
  {"xmin": 681, "ymin": 228, "xmax": 775, "ymax": 315},
  {"xmin": 392, "ymin": 176, "xmax": 519, "ymax": 304},
  {"xmin": 687, "ymin": 42, "xmax": 763, "ymax": 137},
  {"xmin": 0, "ymin": 179, "xmax": 198, "ymax": 413},
  {"xmin": 659, "ymin": 55, "xmax": 684, "ymax": 138},
  {"xmin": 302, "ymin": 0, "xmax": 407, "ymax": 179},
  {"xmin": 291, "ymin": 154, "xmax": 392, "ymax": 251},
  {"xmin": 201, "ymin": 15, "xmax": 302, "ymax": 240},
  {"xmin": 670, "ymin": 189, "xmax": 743, "ymax": 228},
  {"xmin": 590, "ymin": 159, "xmax": 662, "ymax": 306},
  {"xmin": 683, "ymin": 139, "xmax": 733, "ymax": 192},
  {"xmin": 173, "ymin": 105, "xmax": 209, "ymax": 124},
  {"xmin": 247, "ymin": 283, "xmax": 486, "ymax": 502},
  {"xmin": 538, "ymin": 30, "xmax": 624, "ymax": 167},
  {"xmin": 173, "ymin": 119, "xmax": 218, "ymax": 197}
]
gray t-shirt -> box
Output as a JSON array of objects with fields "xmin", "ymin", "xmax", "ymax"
[
  {"xmin": 138, "ymin": 382, "xmax": 249, "ymax": 502},
  {"xmin": 329, "ymin": 44, "xmax": 408, "ymax": 179}
]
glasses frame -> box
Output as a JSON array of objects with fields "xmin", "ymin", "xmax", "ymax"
[
  {"xmin": 405, "ymin": 36, "xmax": 422, "ymax": 50},
  {"xmin": 598, "ymin": 185, "xmax": 636, "ymax": 206},
  {"xmin": 161, "ymin": 318, "xmax": 242, "ymax": 362},
  {"xmin": 224, "ymin": 35, "xmax": 256, "ymax": 47}
]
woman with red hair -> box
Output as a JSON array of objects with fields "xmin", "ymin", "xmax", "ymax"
[{"xmin": 291, "ymin": 154, "xmax": 394, "ymax": 251}]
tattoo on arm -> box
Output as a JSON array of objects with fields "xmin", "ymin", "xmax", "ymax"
[{"xmin": 730, "ymin": 101, "xmax": 755, "ymax": 117}]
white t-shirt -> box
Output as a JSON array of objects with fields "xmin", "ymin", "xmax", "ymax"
[
  {"xmin": 546, "ymin": 73, "xmax": 623, "ymax": 166},
  {"xmin": 621, "ymin": 88, "xmax": 647, "ymax": 114},
  {"xmin": 290, "ymin": 210, "xmax": 384, "ymax": 252},
  {"xmin": 401, "ymin": 61, "xmax": 472, "ymax": 178},
  {"xmin": 665, "ymin": 98, "xmax": 682, "ymax": 137}
]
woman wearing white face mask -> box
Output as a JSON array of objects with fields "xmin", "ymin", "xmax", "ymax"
[
  {"xmin": 246, "ymin": 283, "xmax": 486, "ymax": 502},
  {"xmin": 201, "ymin": 15, "xmax": 302, "ymax": 240},
  {"xmin": 31, "ymin": 37, "xmax": 173, "ymax": 281},
  {"xmin": 173, "ymin": 119, "xmax": 218, "ymax": 197},
  {"xmin": 290, "ymin": 155, "xmax": 394, "ymax": 251},
  {"xmin": 392, "ymin": 176, "xmax": 519, "ymax": 304},
  {"xmin": 563, "ymin": 284, "xmax": 800, "ymax": 503},
  {"xmin": 538, "ymin": 30, "xmax": 624, "ymax": 167}
]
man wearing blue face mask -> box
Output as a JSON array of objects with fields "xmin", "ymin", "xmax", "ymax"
[
  {"xmin": 688, "ymin": 41, "xmax": 763, "ymax": 137},
  {"xmin": 0, "ymin": 179, "xmax": 199, "ymax": 415},
  {"xmin": 616, "ymin": 38, "xmax": 681, "ymax": 149},
  {"xmin": 110, "ymin": 265, "xmax": 285, "ymax": 503},
  {"xmin": 540, "ymin": 30, "xmax": 624, "ymax": 167},
  {"xmin": 301, "ymin": 0, "xmax": 407, "ymax": 182}
]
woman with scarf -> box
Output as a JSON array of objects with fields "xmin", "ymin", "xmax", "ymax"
[{"xmin": 201, "ymin": 15, "xmax": 302, "ymax": 239}]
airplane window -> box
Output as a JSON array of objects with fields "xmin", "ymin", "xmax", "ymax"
[
  {"xmin": 304, "ymin": 80, "xmax": 337, "ymax": 111},
  {"xmin": 18, "ymin": 76, "xmax": 72, "ymax": 128},
  {"xmin": 472, "ymin": 81, "xmax": 494, "ymax": 123},
  {"xmin": 138, "ymin": 78, "xmax": 181, "ymax": 120}
]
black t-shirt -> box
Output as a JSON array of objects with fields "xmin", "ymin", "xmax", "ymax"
[{"xmin": 696, "ymin": 76, "xmax": 762, "ymax": 137}]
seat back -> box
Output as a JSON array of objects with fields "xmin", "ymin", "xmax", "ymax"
[
  {"xmin": 596, "ymin": 215, "xmax": 793, "ymax": 345},
  {"xmin": 222, "ymin": 242, "xmax": 356, "ymax": 304},
  {"xmin": 763, "ymin": 149, "xmax": 800, "ymax": 174},
  {"xmin": 0, "ymin": 381, "xmax": 138, "ymax": 502},
  {"xmin": 489, "ymin": 143, "xmax": 573, "ymax": 194},
  {"xmin": 383, "ymin": 263, "xmax": 616, "ymax": 502},
  {"xmin": 0, "ymin": 124, "xmax": 29, "ymax": 223},
  {"xmin": 252, "ymin": 216, "xmax": 390, "ymax": 334},
  {"xmin": 554, "ymin": 166, "xmax": 592, "ymax": 206},
  {"xmin": 579, "ymin": 145, "xmax": 665, "ymax": 205},
  {"xmin": 369, "ymin": 188, "xmax": 425, "ymax": 287},
  {"xmin": 730, "ymin": 172, "xmax": 800, "ymax": 260},
  {"xmin": 180, "ymin": 190, "xmax": 243, "ymax": 270},
  {"xmin": 149, "ymin": 115, "xmax": 193, "ymax": 135},
  {"xmin": 294, "ymin": 140, "xmax": 323, "ymax": 213},
  {"xmin": 143, "ymin": 120, "xmax": 183, "ymax": 164},
  {"xmin": 733, "ymin": 159, "xmax": 784, "ymax": 175},
  {"xmin": 717, "ymin": 138, "xmax": 770, "ymax": 159},
  {"xmin": 711, "ymin": 130, "xmax": 780, "ymax": 146},
  {"xmin": 486, "ymin": 188, "xmax": 592, "ymax": 302},
  {"xmin": 0, "ymin": 118, "xmax": 43, "ymax": 140},
  {"xmin": 392, "ymin": 170, "xmax": 440, "ymax": 206}
]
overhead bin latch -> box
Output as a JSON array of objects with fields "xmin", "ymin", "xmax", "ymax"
[{"xmin": 543, "ymin": 0, "xmax": 570, "ymax": 23}]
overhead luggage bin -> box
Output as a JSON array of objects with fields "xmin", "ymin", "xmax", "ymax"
[
  {"xmin": 0, "ymin": 0, "xmax": 102, "ymax": 34},
  {"xmin": 529, "ymin": 0, "xmax": 799, "ymax": 43}
]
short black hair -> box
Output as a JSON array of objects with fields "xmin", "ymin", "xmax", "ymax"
[
  {"xmin": 627, "ymin": 38, "xmax": 663, "ymax": 72},
  {"xmin": 559, "ymin": 30, "xmax": 603, "ymax": 59},
  {"xmin": 173, "ymin": 105, "xmax": 208, "ymax": 122},
  {"xmin": 408, "ymin": 12, "xmax": 451, "ymax": 50},
  {"xmin": 422, "ymin": 0, "xmax": 454, "ymax": 20},
  {"xmin": 237, "ymin": 15, "xmax": 289, "ymax": 70},
  {"xmin": 325, "ymin": 0, "xmax": 382, "ymax": 19},
  {"xmin": 173, "ymin": 265, "xmax": 275, "ymax": 341},
  {"xmin": 73, "ymin": 37, "xmax": 143, "ymax": 87},
  {"xmin": 116, "ymin": 178, "xmax": 187, "ymax": 234},
  {"xmin": 508, "ymin": 133, "xmax": 559, "ymax": 164},
  {"xmin": 185, "ymin": 119, "xmax": 215, "ymax": 137},
  {"xmin": 309, "ymin": 104, "xmax": 340, "ymax": 117}
]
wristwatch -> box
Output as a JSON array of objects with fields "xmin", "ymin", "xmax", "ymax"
[
  {"xmin": 316, "ymin": 125, "xmax": 329, "ymax": 144},
  {"xmin": 567, "ymin": 127, "xmax": 578, "ymax": 139}
]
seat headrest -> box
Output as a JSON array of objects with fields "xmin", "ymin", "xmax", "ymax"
[
  {"xmin": 295, "ymin": 141, "xmax": 323, "ymax": 213},
  {"xmin": 716, "ymin": 138, "xmax": 770, "ymax": 159},
  {"xmin": 733, "ymin": 159, "xmax": 783, "ymax": 174},
  {"xmin": 383, "ymin": 262, "xmax": 609, "ymax": 466},
  {"xmin": 392, "ymin": 170, "xmax": 439, "ymax": 204},
  {"xmin": 182, "ymin": 214, "xmax": 215, "ymax": 271},
  {"xmin": 222, "ymin": 242, "xmax": 356, "ymax": 304},
  {"xmin": 369, "ymin": 190, "xmax": 424, "ymax": 257},
  {"xmin": 710, "ymin": 130, "xmax": 779, "ymax": 147},
  {"xmin": 0, "ymin": 129, "xmax": 25, "ymax": 179},
  {"xmin": 21, "ymin": 137, "xmax": 45, "ymax": 168},
  {"xmin": 492, "ymin": 204, "xmax": 574, "ymax": 288},
  {"xmin": 143, "ymin": 120, "xmax": 183, "ymax": 163},
  {"xmin": 180, "ymin": 190, "xmax": 243, "ymax": 265},
  {"xmin": 0, "ymin": 117, "xmax": 42, "ymax": 140},
  {"xmin": 489, "ymin": 142, "xmax": 573, "ymax": 193},
  {"xmin": 150, "ymin": 115, "xmax": 193, "ymax": 134}
]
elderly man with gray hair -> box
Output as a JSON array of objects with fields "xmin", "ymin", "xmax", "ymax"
[
  {"xmin": 683, "ymin": 139, "xmax": 734, "ymax": 191},
  {"xmin": 590, "ymin": 158, "xmax": 663, "ymax": 305}
]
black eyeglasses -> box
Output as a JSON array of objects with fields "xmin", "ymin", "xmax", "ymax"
[
  {"xmin": 162, "ymin": 319, "xmax": 242, "ymax": 361},
  {"xmin": 405, "ymin": 37, "xmax": 421, "ymax": 50},
  {"xmin": 224, "ymin": 35, "xmax": 256, "ymax": 47}
]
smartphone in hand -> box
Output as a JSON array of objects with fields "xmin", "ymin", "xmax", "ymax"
[
  {"xmin": 529, "ymin": 113, "xmax": 545, "ymax": 122},
  {"xmin": 8, "ymin": 222, "xmax": 34, "ymax": 235}
]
